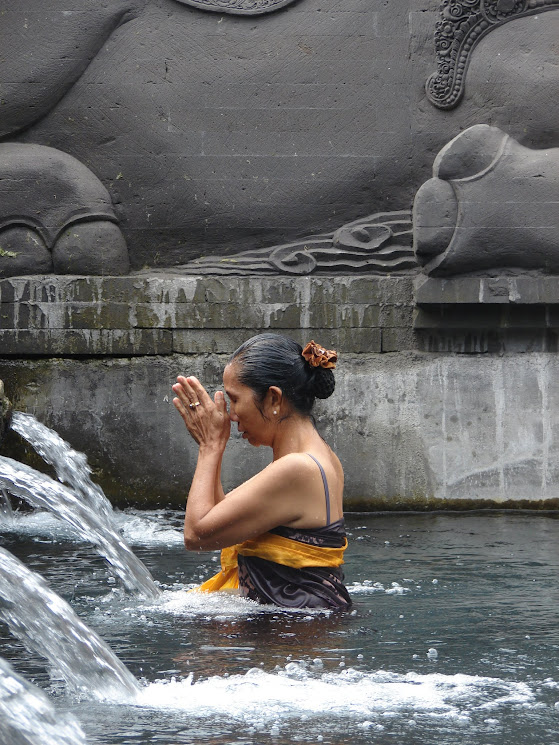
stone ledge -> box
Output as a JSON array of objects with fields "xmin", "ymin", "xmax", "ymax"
[
  {"xmin": 0, "ymin": 330, "xmax": 172, "ymax": 356},
  {"xmin": 172, "ymin": 327, "xmax": 383, "ymax": 354},
  {"xmin": 0, "ymin": 274, "xmax": 415, "ymax": 306},
  {"xmin": 0, "ymin": 274, "xmax": 416, "ymax": 356},
  {"xmin": 414, "ymin": 305, "xmax": 556, "ymax": 329},
  {"xmin": 0, "ymin": 301, "xmax": 412, "ymax": 331},
  {"xmin": 414, "ymin": 276, "xmax": 559, "ymax": 305}
]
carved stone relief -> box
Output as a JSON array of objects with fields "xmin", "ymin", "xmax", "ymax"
[
  {"xmin": 426, "ymin": 0, "xmax": 559, "ymax": 110},
  {"xmin": 0, "ymin": 1, "xmax": 557, "ymax": 275},
  {"xmin": 172, "ymin": 211, "xmax": 416, "ymax": 276},
  {"xmin": 172, "ymin": 0, "xmax": 299, "ymax": 13},
  {"xmin": 413, "ymin": 124, "xmax": 559, "ymax": 276},
  {"xmin": 0, "ymin": 145, "xmax": 129, "ymax": 278}
]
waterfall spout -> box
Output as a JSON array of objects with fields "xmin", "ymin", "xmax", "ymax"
[
  {"xmin": 10, "ymin": 411, "xmax": 114, "ymax": 520},
  {"xmin": 0, "ymin": 547, "xmax": 140, "ymax": 701},
  {"xmin": 0, "ymin": 455, "xmax": 160, "ymax": 599},
  {"xmin": 0, "ymin": 656, "xmax": 88, "ymax": 745}
]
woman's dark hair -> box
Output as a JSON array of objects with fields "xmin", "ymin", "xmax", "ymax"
[{"xmin": 229, "ymin": 333, "xmax": 335, "ymax": 416}]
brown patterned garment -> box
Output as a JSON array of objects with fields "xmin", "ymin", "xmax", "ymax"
[
  {"xmin": 237, "ymin": 519, "xmax": 352, "ymax": 609},
  {"xmin": 237, "ymin": 454, "xmax": 351, "ymax": 609}
]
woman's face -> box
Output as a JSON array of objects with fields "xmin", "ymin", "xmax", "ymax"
[{"xmin": 223, "ymin": 363, "xmax": 271, "ymax": 448}]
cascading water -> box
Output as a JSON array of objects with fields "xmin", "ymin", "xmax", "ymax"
[
  {"xmin": 0, "ymin": 455, "xmax": 160, "ymax": 599},
  {"xmin": 10, "ymin": 411, "xmax": 114, "ymax": 520},
  {"xmin": 0, "ymin": 656, "xmax": 88, "ymax": 745},
  {"xmin": 0, "ymin": 409, "xmax": 160, "ymax": 598},
  {"xmin": 0, "ymin": 547, "xmax": 140, "ymax": 701},
  {"xmin": 1, "ymin": 487, "xmax": 13, "ymax": 523}
]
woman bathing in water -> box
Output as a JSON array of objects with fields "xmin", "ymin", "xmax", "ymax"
[{"xmin": 172, "ymin": 333, "xmax": 351, "ymax": 609}]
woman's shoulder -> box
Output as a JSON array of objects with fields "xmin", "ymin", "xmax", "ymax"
[{"xmin": 269, "ymin": 449, "xmax": 343, "ymax": 487}]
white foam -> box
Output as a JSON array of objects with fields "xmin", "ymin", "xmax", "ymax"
[
  {"xmin": 348, "ymin": 580, "xmax": 411, "ymax": 595},
  {"xmin": 1, "ymin": 508, "xmax": 184, "ymax": 547},
  {"xmin": 130, "ymin": 665, "xmax": 535, "ymax": 724},
  {"xmin": 113, "ymin": 510, "xmax": 183, "ymax": 547},
  {"xmin": 137, "ymin": 588, "xmax": 327, "ymax": 618}
]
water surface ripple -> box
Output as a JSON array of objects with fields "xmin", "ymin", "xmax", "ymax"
[{"xmin": 1, "ymin": 510, "xmax": 558, "ymax": 744}]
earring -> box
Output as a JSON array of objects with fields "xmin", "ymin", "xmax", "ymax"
[{"xmin": 273, "ymin": 410, "xmax": 277, "ymax": 415}]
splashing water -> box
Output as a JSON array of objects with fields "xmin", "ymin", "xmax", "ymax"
[
  {"xmin": 0, "ymin": 487, "xmax": 13, "ymax": 523},
  {"xmin": 10, "ymin": 412, "xmax": 113, "ymax": 520},
  {"xmin": 0, "ymin": 547, "xmax": 140, "ymax": 701},
  {"xmin": 0, "ymin": 656, "xmax": 88, "ymax": 745},
  {"xmin": 0, "ymin": 455, "xmax": 159, "ymax": 599}
]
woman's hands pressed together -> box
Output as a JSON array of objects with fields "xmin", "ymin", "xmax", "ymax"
[{"xmin": 172, "ymin": 376, "xmax": 230, "ymax": 451}]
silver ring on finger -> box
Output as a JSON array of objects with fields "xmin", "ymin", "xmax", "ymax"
[{"xmin": 189, "ymin": 401, "xmax": 201, "ymax": 409}]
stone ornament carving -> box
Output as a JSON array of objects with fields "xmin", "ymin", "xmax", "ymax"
[
  {"xmin": 0, "ymin": 144, "xmax": 129, "ymax": 278},
  {"xmin": 413, "ymin": 124, "xmax": 559, "ymax": 276},
  {"xmin": 173, "ymin": 211, "xmax": 416, "ymax": 275},
  {"xmin": 426, "ymin": 0, "xmax": 559, "ymax": 109},
  {"xmin": 172, "ymin": 0, "xmax": 298, "ymax": 13}
]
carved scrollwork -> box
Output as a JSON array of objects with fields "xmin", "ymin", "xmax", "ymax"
[
  {"xmin": 162, "ymin": 211, "xmax": 416, "ymax": 276},
  {"xmin": 426, "ymin": 0, "xmax": 559, "ymax": 110},
  {"xmin": 172, "ymin": 0, "xmax": 299, "ymax": 15}
]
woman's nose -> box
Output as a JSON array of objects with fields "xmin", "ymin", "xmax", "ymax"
[{"xmin": 229, "ymin": 408, "xmax": 238, "ymax": 422}]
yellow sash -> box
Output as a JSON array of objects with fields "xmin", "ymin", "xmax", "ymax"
[{"xmin": 193, "ymin": 532, "xmax": 348, "ymax": 593}]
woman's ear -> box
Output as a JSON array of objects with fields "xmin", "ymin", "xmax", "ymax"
[{"xmin": 267, "ymin": 386, "xmax": 283, "ymax": 415}]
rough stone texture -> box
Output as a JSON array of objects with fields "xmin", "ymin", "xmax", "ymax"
[
  {"xmin": 414, "ymin": 276, "xmax": 559, "ymax": 354},
  {"xmin": 0, "ymin": 380, "xmax": 12, "ymax": 445},
  {"xmin": 1, "ymin": 2, "xmax": 557, "ymax": 269},
  {"xmin": 2, "ymin": 353, "xmax": 559, "ymax": 509},
  {"xmin": 2, "ymin": 275, "xmax": 559, "ymax": 507},
  {"xmin": 413, "ymin": 125, "xmax": 559, "ymax": 276},
  {"xmin": 0, "ymin": 144, "xmax": 130, "ymax": 278},
  {"xmin": 0, "ymin": 275, "xmax": 415, "ymax": 356}
]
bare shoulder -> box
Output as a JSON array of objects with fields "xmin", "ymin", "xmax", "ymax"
[
  {"xmin": 263, "ymin": 452, "xmax": 319, "ymax": 484},
  {"xmin": 269, "ymin": 450, "xmax": 344, "ymax": 495}
]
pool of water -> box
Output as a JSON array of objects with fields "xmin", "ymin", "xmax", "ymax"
[{"xmin": 1, "ymin": 509, "xmax": 559, "ymax": 744}]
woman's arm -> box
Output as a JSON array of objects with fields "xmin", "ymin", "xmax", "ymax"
[
  {"xmin": 182, "ymin": 453, "xmax": 321, "ymax": 551},
  {"xmin": 172, "ymin": 375, "xmax": 230, "ymax": 542}
]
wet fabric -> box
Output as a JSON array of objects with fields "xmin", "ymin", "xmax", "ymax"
[{"xmin": 237, "ymin": 519, "xmax": 351, "ymax": 609}]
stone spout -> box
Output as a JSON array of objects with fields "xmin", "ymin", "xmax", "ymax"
[{"xmin": 0, "ymin": 380, "xmax": 13, "ymax": 446}]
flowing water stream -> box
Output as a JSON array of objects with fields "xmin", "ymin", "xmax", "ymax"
[
  {"xmin": 0, "ymin": 415, "xmax": 558, "ymax": 744},
  {"xmin": 0, "ymin": 657, "xmax": 87, "ymax": 745}
]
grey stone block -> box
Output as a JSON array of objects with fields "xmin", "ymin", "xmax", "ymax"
[
  {"xmin": 0, "ymin": 329, "xmax": 172, "ymax": 356},
  {"xmin": 381, "ymin": 327, "xmax": 416, "ymax": 352}
]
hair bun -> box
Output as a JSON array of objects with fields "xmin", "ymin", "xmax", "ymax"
[{"xmin": 312, "ymin": 367, "xmax": 336, "ymax": 399}]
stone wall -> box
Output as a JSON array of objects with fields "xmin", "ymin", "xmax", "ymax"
[{"xmin": 1, "ymin": 274, "xmax": 558, "ymax": 510}]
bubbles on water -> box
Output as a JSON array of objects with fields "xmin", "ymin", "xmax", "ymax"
[
  {"xmin": 131, "ymin": 663, "xmax": 536, "ymax": 733},
  {"xmin": 348, "ymin": 579, "xmax": 411, "ymax": 595}
]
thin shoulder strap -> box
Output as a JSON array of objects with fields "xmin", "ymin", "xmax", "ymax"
[{"xmin": 306, "ymin": 452, "xmax": 331, "ymax": 525}]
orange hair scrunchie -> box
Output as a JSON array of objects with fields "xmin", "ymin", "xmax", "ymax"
[{"xmin": 302, "ymin": 340, "xmax": 337, "ymax": 369}]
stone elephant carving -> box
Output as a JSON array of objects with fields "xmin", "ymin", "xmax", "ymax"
[
  {"xmin": 0, "ymin": 144, "xmax": 129, "ymax": 278},
  {"xmin": 413, "ymin": 124, "xmax": 559, "ymax": 276}
]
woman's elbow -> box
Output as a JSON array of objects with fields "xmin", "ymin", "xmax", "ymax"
[
  {"xmin": 184, "ymin": 530, "xmax": 205, "ymax": 551},
  {"xmin": 184, "ymin": 523, "xmax": 215, "ymax": 551}
]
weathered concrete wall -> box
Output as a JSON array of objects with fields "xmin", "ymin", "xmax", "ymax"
[{"xmin": 1, "ymin": 274, "xmax": 558, "ymax": 509}]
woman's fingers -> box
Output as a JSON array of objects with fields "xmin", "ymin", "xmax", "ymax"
[
  {"xmin": 214, "ymin": 389, "xmax": 227, "ymax": 413},
  {"xmin": 184, "ymin": 376, "xmax": 213, "ymax": 407},
  {"xmin": 173, "ymin": 375, "xmax": 212, "ymax": 409}
]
